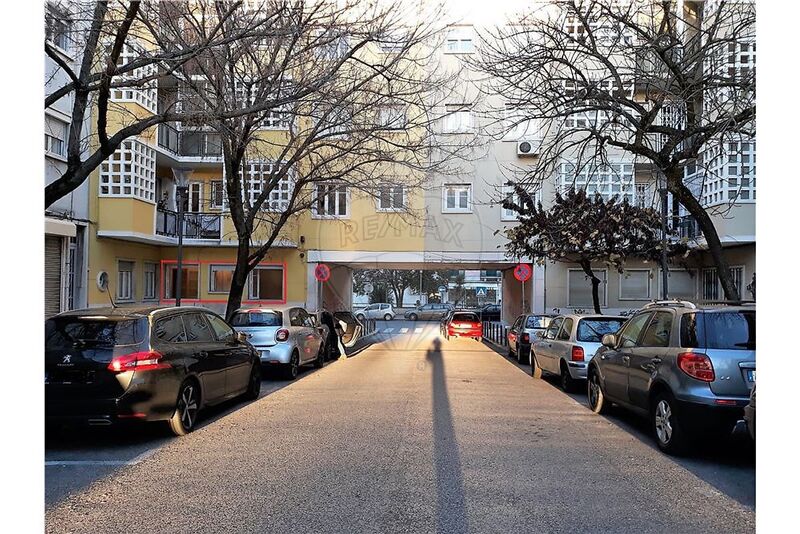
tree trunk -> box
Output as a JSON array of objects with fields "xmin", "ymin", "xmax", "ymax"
[
  {"xmin": 394, "ymin": 288, "xmax": 404, "ymax": 308},
  {"xmin": 579, "ymin": 259, "xmax": 602, "ymax": 314},
  {"xmin": 667, "ymin": 171, "xmax": 739, "ymax": 301},
  {"xmin": 225, "ymin": 238, "xmax": 251, "ymax": 322}
]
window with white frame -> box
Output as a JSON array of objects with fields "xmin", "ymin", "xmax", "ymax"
[
  {"xmin": 210, "ymin": 180, "xmax": 224, "ymax": 209},
  {"xmin": 442, "ymin": 105, "xmax": 474, "ymax": 133},
  {"xmin": 143, "ymin": 262, "xmax": 158, "ymax": 300},
  {"xmin": 45, "ymin": 114, "xmax": 68, "ymax": 157},
  {"xmin": 209, "ymin": 264, "xmax": 234, "ymax": 293},
  {"xmin": 314, "ymin": 183, "xmax": 349, "ymax": 218},
  {"xmin": 619, "ymin": 269, "xmax": 651, "ymax": 300},
  {"xmin": 445, "ymin": 27, "xmax": 474, "ymax": 54},
  {"xmin": 99, "ymin": 139, "xmax": 156, "ymax": 202},
  {"xmin": 107, "ymin": 41, "xmax": 158, "ymax": 113},
  {"xmin": 657, "ymin": 269, "xmax": 697, "ymax": 301},
  {"xmin": 249, "ymin": 265, "xmax": 284, "ymax": 300},
  {"xmin": 502, "ymin": 185, "xmax": 540, "ymax": 221},
  {"xmin": 117, "ymin": 261, "xmax": 134, "ymax": 301},
  {"xmin": 568, "ymin": 269, "xmax": 607, "ymax": 307},
  {"xmin": 502, "ymin": 104, "xmax": 539, "ymax": 141},
  {"xmin": 46, "ymin": 2, "xmax": 72, "ymax": 52},
  {"xmin": 234, "ymin": 80, "xmax": 291, "ymax": 129},
  {"xmin": 241, "ymin": 161, "xmax": 292, "ymax": 211},
  {"xmin": 317, "ymin": 30, "xmax": 349, "ymax": 59},
  {"xmin": 559, "ymin": 161, "xmax": 635, "ymax": 203},
  {"xmin": 635, "ymin": 183, "xmax": 650, "ymax": 208},
  {"xmin": 377, "ymin": 184, "xmax": 404, "ymax": 211},
  {"xmin": 698, "ymin": 137, "xmax": 756, "ymax": 206},
  {"xmin": 443, "ymin": 184, "xmax": 471, "ymax": 213}
]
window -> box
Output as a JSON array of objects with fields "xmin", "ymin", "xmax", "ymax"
[
  {"xmin": 502, "ymin": 185, "xmax": 540, "ymax": 221},
  {"xmin": 165, "ymin": 265, "xmax": 200, "ymax": 300},
  {"xmin": 378, "ymin": 106, "xmax": 406, "ymax": 128},
  {"xmin": 107, "ymin": 40, "xmax": 158, "ymax": 113},
  {"xmin": 183, "ymin": 313, "xmax": 215, "ymax": 342},
  {"xmin": 117, "ymin": 261, "xmax": 134, "ymax": 301},
  {"xmin": 314, "ymin": 183, "xmax": 349, "ymax": 218},
  {"xmin": 241, "ymin": 161, "xmax": 292, "ymax": 211},
  {"xmin": 544, "ymin": 318, "xmax": 564, "ymax": 340},
  {"xmin": 154, "ymin": 315, "xmax": 187, "ymax": 343},
  {"xmin": 143, "ymin": 262, "xmax": 158, "ymax": 300},
  {"xmin": 658, "ymin": 269, "xmax": 697, "ymax": 301},
  {"xmin": 559, "ymin": 161, "xmax": 635, "ymax": 203},
  {"xmin": 186, "ymin": 182, "xmax": 202, "ymax": 212},
  {"xmin": 640, "ymin": 312, "xmax": 673, "ymax": 347},
  {"xmin": 699, "ymin": 137, "xmax": 756, "ymax": 206},
  {"xmin": 209, "ymin": 265, "xmax": 234, "ymax": 293},
  {"xmin": 443, "ymin": 184, "xmax": 471, "ymax": 213},
  {"xmin": 568, "ymin": 269, "xmax": 607, "ymax": 307},
  {"xmin": 206, "ymin": 313, "xmax": 235, "ymax": 342},
  {"xmin": 557, "ymin": 318, "xmax": 574, "ymax": 340},
  {"xmin": 635, "ymin": 184, "xmax": 649, "ymax": 208},
  {"xmin": 702, "ymin": 268, "xmax": 719, "ymax": 301},
  {"xmin": 377, "ymin": 184, "xmax": 404, "ymax": 211},
  {"xmin": 99, "ymin": 140, "xmax": 156, "ymax": 202},
  {"xmin": 577, "ymin": 318, "xmax": 626, "ymax": 343},
  {"xmin": 618, "ymin": 312, "xmax": 652, "ymax": 348},
  {"xmin": 45, "ymin": 115, "xmax": 68, "ymax": 157},
  {"xmin": 288, "ymin": 308, "xmax": 304, "ymax": 327},
  {"xmin": 46, "ymin": 3, "xmax": 72, "ymax": 52},
  {"xmin": 730, "ymin": 266, "xmax": 744, "ymax": 300},
  {"xmin": 680, "ymin": 311, "xmax": 755, "ymax": 350},
  {"xmin": 619, "ymin": 270, "xmax": 651, "ymax": 300},
  {"xmin": 317, "ymin": 31, "xmax": 349, "ymax": 59},
  {"xmin": 249, "ymin": 266, "xmax": 284, "ymax": 301},
  {"xmin": 445, "ymin": 27, "xmax": 474, "ymax": 54},
  {"xmin": 526, "ymin": 316, "xmax": 552, "ymax": 329},
  {"xmin": 442, "ymin": 105, "xmax": 474, "ymax": 133},
  {"xmin": 231, "ymin": 310, "xmax": 282, "ymax": 327},
  {"xmin": 210, "ymin": 180, "xmax": 224, "ymax": 209}
]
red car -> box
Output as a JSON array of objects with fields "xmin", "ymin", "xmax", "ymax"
[{"xmin": 445, "ymin": 312, "xmax": 483, "ymax": 340}]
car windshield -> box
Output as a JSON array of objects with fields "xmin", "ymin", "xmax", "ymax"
[
  {"xmin": 526, "ymin": 316, "xmax": 552, "ymax": 329},
  {"xmin": 45, "ymin": 317, "xmax": 143, "ymax": 349},
  {"xmin": 231, "ymin": 311, "xmax": 282, "ymax": 327},
  {"xmin": 577, "ymin": 318, "xmax": 626, "ymax": 342},
  {"xmin": 681, "ymin": 311, "xmax": 756, "ymax": 350},
  {"xmin": 452, "ymin": 313, "xmax": 478, "ymax": 322}
]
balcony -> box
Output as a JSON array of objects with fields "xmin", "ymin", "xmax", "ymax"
[
  {"xmin": 677, "ymin": 214, "xmax": 701, "ymax": 240},
  {"xmin": 157, "ymin": 123, "xmax": 179, "ymax": 153},
  {"xmin": 157, "ymin": 124, "xmax": 222, "ymax": 160},
  {"xmin": 156, "ymin": 208, "xmax": 221, "ymax": 240}
]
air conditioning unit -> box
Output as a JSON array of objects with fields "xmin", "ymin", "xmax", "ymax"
[{"xmin": 517, "ymin": 140, "xmax": 540, "ymax": 156}]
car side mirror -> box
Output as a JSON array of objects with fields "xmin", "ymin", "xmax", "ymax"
[
  {"xmin": 236, "ymin": 332, "xmax": 248, "ymax": 344},
  {"xmin": 309, "ymin": 316, "xmax": 317, "ymax": 326},
  {"xmin": 601, "ymin": 334, "xmax": 617, "ymax": 348}
]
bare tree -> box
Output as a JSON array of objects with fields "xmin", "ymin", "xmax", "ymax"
[{"xmin": 473, "ymin": 0, "xmax": 755, "ymax": 301}]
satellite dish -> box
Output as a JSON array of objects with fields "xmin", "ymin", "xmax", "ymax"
[{"xmin": 96, "ymin": 271, "xmax": 109, "ymax": 292}]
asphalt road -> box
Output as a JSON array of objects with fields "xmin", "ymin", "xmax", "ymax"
[{"xmin": 45, "ymin": 320, "xmax": 754, "ymax": 533}]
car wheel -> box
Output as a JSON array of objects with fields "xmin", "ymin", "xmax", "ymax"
[
  {"xmin": 560, "ymin": 362, "xmax": 577, "ymax": 392},
  {"xmin": 284, "ymin": 351, "xmax": 300, "ymax": 380},
  {"xmin": 652, "ymin": 391, "xmax": 690, "ymax": 455},
  {"xmin": 408, "ymin": 313, "xmax": 418, "ymax": 321},
  {"xmin": 356, "ymin": 314, "xmax": 365, "ymax": 322},
  {"xmin": 587, "ymin": 371, "xmax": 609, "ymax": 414},
  {"xmin": 383, "ymin": 313, "xmax": 392, "ymax": 321},
  {"xmin": 243, "ymin": 364, "xmax": 261, "ymax": 401},
  {"xmin": 169, "ymin": 380, "xmax": 200, "ymax": 436},
  {"xmin": 530, "ymin": 351, "xmax": 543, "ymax": 379},
  {"xmin": 314, "ymin": 344, "xmax": 325, "ymax": 369}
]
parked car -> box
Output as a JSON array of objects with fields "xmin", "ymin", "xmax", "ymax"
[
  {"xmin": 332, "ymin": 311, "xmax": 365, "ymax": 351},
  {"xmin": 405, "ymin": 303, "xmax": 454, "ymax": 321},
  {"xmin": 45, "ymin": 306, "xmax": 261, "ymax": 436},
  {"xmin": 587, "ymin": 301, "xmax": 756, "ymax": 454},
  {"xmin": 443, "ymin": 311, "xmax": 483, "ymax": 340},
  {"xmin": 531, "ymin": 314, "xmax": 627, "ymax": 391},
  {"xmin": 231, "ymin": 306, "xmax": 324, "ymax": 380},
  {"xmin": 354, "ymin": 303, "xmax": 395, "ymax": 321},
  {"xmin": 743, "ymin": 385, "xmax": 755, "ymax": 441},
  {"xmin": 476, "ymin": 304, "xmax": 501, "ymax": 322},
  {"xmin": 439, "ymin": 309, "xmax": 454, "ymax": 337},
  {"xmin": 507, "ymin": 314, "xmax": 556, "ymax": 365}
]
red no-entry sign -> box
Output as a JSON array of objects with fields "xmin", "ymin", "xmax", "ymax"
[
  {"xmin": 514, "ymin": 263, "xmax": 532, "ymax": 282},
  {"xmin": 314, "ymin": 263, "xmax": 331, "ymax": 282}
]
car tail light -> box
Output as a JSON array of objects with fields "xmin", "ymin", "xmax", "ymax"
[
  {"xmin": 677, "ymin": 352, "xmax": 715, "ymax": 382},
  {"xmin": 521, "ymin": 333, "xmax": 530, "ymax": 343},
  {"xmin": 275, "ymin": 329, "xmax": 290, "ymax": 342},
  {"xmin": 571, "ymin": 346, "xmax": 584, "ymax": 362},
  {"xmin": 107, "ymin": 350, "xmax": 169, "ymax": 373}
]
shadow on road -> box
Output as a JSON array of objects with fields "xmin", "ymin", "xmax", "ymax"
[{"xmin": 426, "ymin": 338, "xmax": 469, "ymax": 534}]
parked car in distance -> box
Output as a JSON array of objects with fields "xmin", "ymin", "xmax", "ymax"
[
  {"xmin": 507, "ymin": 314, "xmax": 556, "ymax": 365},
  {"xmin": 231, "ymin": 306, "xmax": 324, "ymax": 380},
  {"xmin": 476, "ymin": 304, "xmax": 501, "ymax": 322},
  {"xmin": 444, "ymin": 311, "xmax": 483, "ymax": 340},
  {"xmin": 587, "ymin": 301, "xmax": 756, "ymax": 454},
  {"xmin": 354, "ymin": 303, "xmax": 396, "ymax": 321},
  {"xmin": 45, "ymin": 306, "xmax": 261, "ymax": 436},
  {"xmin": 531, "ymin": 314, "xmax": 626, "ymax": 391},
  {"xmin": 405, "ymin": 303, "xmax": 454, "ymax": 321}
]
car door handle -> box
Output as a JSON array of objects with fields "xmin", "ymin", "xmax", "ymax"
[
  {"xmin": 198, "ymin": 351, "xmax": 209, "ymax": 358},
  {"xmin": 651, "ymin": 357, "xmax": 662, "ymax": 365},
  {"xmin": 622, "ymin": 355, "xmax": 630, "ymax": 363}
]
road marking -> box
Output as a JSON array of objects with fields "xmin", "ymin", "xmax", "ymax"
[
  {"xmin": 400, "ymin": 327, "xmax": 409, "ymax": 333},
  {"xmin": 46, "ymin": 448, "xmax": 158, "ymax": 467},
  {"xmin": 414, "ymin": 327, "xmax": 423, "ymax": 333},
  {"xmin": 382, "ymin": 328, "xmax": 394, "ymax": 333}
]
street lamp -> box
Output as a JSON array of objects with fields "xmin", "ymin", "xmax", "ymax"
[{"xmin": 172, "ymin": 168, "xmax": 193, "ymax": 306}]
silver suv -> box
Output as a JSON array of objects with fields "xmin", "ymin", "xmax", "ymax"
[
  {"xmin": 587, "ymin": 301, "xmax": 755, "ymax": 455},
  {"xmin": 354, "ymin": 303, "xmax": 395, "ymax": 321}
]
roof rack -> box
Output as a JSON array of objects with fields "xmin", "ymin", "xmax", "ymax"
[
  {"xmin": 642, "ymin": 300, "xmax": 697, "ymax": 309},
  {"xmin": 698, "ymin": 300, "xmax": 756, "ymax": 306}
]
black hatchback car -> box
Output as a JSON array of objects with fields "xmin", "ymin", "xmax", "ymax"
[{"xmin": 45, "ymin": 306, "xmax": 261, "ymax": 436}]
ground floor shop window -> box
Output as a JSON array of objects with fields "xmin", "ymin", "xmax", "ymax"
[
  {"xmin": 210, "ymin": 265, "xmax": 234, "ymax": 293},
  {"xmin": 164, "ymin": 264, "xmax": 199, "ymax": 300},
  {"xmin": 619, "ymin": 269, "xmax": 651, "ymax": 300},
  {"xmin": 248, "ymin": 266, "xmax": 284, "ymax": 301},
  {"xmin": 568, "ymin": 269, "xmax": 607, "ymax": 308},
  {"xmin": 658, "ymin": 269, "xmax": 697, "ymax": 301},
  {"xmin": 144, "ymin": 262, "xmax": 158, "ymax": 300}
]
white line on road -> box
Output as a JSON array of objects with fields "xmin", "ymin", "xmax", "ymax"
[
  {"xmin": 46, "ymin": 448, "xmax": 159, "ymax": 467},
  {"xmin": 414, "ymin": 327, "xmax": 423, "ymax": 333},
  {"xmin": 400, "ymin": 327, "xmax": 409, "ymax": 333},
  {"xmin": 382, "ymin": 328, "xmax": 394, "ymax": 333}
]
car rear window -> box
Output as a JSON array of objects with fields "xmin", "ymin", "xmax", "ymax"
[
  {"xmin": 680, "ymin": 311, "xmax": 756, "ymax": 350},
  {"xmin": 45, "ymin": 317, "xmax": 144, "ymax": 349},
  {"xmin": 577, "ymin": 318, "xmax": 627, "ymax": 342},
  {"xmin": 231, "ymin": 311, "xmax": 282, "ymax": 327},
  {"xmin": 452, "ymin": 313, "xmax": 478, "ymax": 322},
  {"xmin": 526, "ymin": 316, "xmax": 552, "ymax": 329}
]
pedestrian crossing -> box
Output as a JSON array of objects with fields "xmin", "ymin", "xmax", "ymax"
[{"xmin": 380, "ymin": 326, "xmax": 428, "ymax": 334}]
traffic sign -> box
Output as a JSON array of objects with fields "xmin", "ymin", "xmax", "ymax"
[
  {"xmin": 363, "ymin": 282, "xmax": 374, "ymax": 294},
  {"xmin": 514, "ymin": 263, "xmax": 532, "ymax": 282},
  {"xmin": 475, "ymin": 287, "xmax": 487, "ymax": 297},
  {"xmin": 314, "ymin": 263, "xmax": 331, "ymax": 282}
]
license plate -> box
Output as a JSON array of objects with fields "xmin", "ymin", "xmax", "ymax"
[{"xmin": 746, "ymin": 369, "xmax": 755, "ymax": 382}]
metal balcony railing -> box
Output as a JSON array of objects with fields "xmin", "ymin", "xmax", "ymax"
[
  {"xmin": 156, "ymin": 124, "xmax": 222, "ymax": 159},
  {"xmin": 157, "ymin": 123, "xmax": 179, "ymax": 153},
  {"xmin": 156, "ymin": 208, "xmax": 221, "ymax": 239},
  {"xmin": 677, "ymin": 214, "xmax": 701, "ymax": 240}
]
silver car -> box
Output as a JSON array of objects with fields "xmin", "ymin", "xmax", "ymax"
[
  {"xmin": 405, "ymin": 303, "xmax": 453, "ymax": 321},
  {"xmin": 507, "ymin": 314, "xmax": 556, "ymax": 365},
  {"xmin": 587, "ymin": 301, "xmax": 756, "ymax": 455},
  {"xmin": 531, "ymin": 314, "xmax": 627, "ymax": 392},
  {"xmin": 354, "ymin": 303, "xmax": 396, "ymax": 321},
  {"xmin": 231, "ymin": 306, "xmax": 324, "ymax": 380}
]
